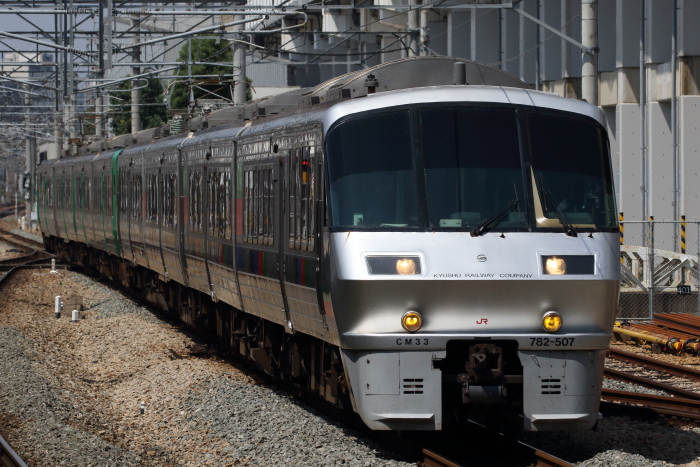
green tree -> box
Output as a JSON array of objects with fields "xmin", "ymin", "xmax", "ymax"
[
  {"xmin": 110, "ymin": 76, "xmax": 167, "ymax": 136},
  {"xmin": 170, "ymin": 38, "xmax": 242, "ymax": 110}
]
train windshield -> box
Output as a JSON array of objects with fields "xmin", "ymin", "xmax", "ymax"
[
  {"xmin": 420, "ymin": 107, "xmax": 526, "ymax": 230},
  {"xmin": 528, "ymin": 112, "xmax": 617, "ymax": 229},
  {"xmin": 325, "ymin": 105, "xmax": 616, "ymax": 232},
  {"xmin": 326, "ymin": 111, "xmax": 419, "ymax": 228}
]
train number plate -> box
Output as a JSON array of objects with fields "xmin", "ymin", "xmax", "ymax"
[
  {"xmin": 677, "ymin": 285, "xmax": 692, "ymax": 295},
  {"xmin": 530, "ymin": 337, "xmax": 575, "ymax": 347}
]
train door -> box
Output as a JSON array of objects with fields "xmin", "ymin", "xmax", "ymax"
[
  {"xmin": 157, "ymin": 157, "xmax": 168, "ymax": 277},
  {"xmin": 70, "ymin": 165, "xmax": 79, "ymax": 241},
  {"xmin": 281, "ymin": 145, "xmax": 329, "ymax": 339},
  {"xmin": 78, "ymin": 166, "xmax": 87, "ymax": 243},
  {"xmin": 236, "ymin": 150, "xmax": 287, "ymax": 328},
  {"xmin": 51, "ymin": 166, "xmax": 59, "ymax": 236},
  {"xmin": 277, "ymin": 154, "xmax": 292, "ymax": 331}
]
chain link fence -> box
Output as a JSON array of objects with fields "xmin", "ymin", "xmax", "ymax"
[{"xmin": 619, "ymin": 220, "xmax": 700, "ymax": 320}]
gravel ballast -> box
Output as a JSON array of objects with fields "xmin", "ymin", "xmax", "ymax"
[{"xmin": 2, "ymin": 264, "xmax": 700, "ymax": 465}]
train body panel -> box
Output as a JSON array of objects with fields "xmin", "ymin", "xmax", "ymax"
[{"xmin": 37, "ymin": 57, "xmax": 620, "ymax": 434}]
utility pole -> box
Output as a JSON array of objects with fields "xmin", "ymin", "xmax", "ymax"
[
  {"xmin": 419, "ymin": 10, "xmax": 428, "ymax": 56},
  {"xmin": 581, "ymin": 0, "xmax": 598, "ymax": 105},
  {"xmin": 24, "ymin": 85, "xmax": 35, "ymax": 228},
  {"xmin": 131, "ymin": 15, "xmax": 141, "ymax": 134},
  {"xmin": 407, "ymin": 0, "xmax": 419, "ymax": 57},
  {"xmin": 232, "ymin": 14, "xmax": 247, "ymax": 105}
]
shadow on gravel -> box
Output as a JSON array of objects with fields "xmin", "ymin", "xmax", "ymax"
[{"xmin": 520, "ymin": 415, "xmax": 700, "ymax": 465}]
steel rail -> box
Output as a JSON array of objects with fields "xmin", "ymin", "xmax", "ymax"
[
  {"xmin": 654, "ymin": 313, "xmax": 700, "ymax": 337},
  {"xmin": 419, "ymin": 441, "xmax": 573, "ymax": 467},
  {"xmin": 421, "ymin": 448, "xmax": 462, "ymax": 467},
  {"xmin": 0, "ymin": 227, "xmax": 52, "ymax": 286},
  {"xmin": 608, "ymin": 348, "xmax": 700, "ymax": 382},
  {"xmin": 604, "ymin": 367, "xmax": 700, "ymax": 400},
  {"xmin": 601, "ymin": 388, "xmax": 700, "ymax": 419},
  {"xmin": 0, "ymin": 432, "xmax": 28, "ymax": 467}
]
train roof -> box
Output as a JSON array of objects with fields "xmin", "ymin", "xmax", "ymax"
[
  {"xmin": 52, "ymin": 56, "xmax": 608, "ymax": 162},
  {"xmin": 70, "ymin": 57, "xmax": 527, "ymax": 154}
]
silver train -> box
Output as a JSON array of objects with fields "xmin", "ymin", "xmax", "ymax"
[{"xmin": 37, "ymin": 57, "xmax": 620, "ymax": 433}]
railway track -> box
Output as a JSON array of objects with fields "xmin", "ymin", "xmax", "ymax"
[
  {"xmin": 601, "ymin": 347, "xmax": 700, "ymax": 422},
  {"xmin": 0, "ymin": 433, "xmax": 28, "ymax": 467},
  {"xmin": 608, "ymin": 348, "xmax": 700, "ymax": 382},
  {"xmin": 412, "ymin": 425, "xmax": 574, "ymax": 467},
  {"xmin": 419, "ymin": 439, "xmax": 573, "ymax": 467},
  {"xmin": 0, "ymin": 227, "xmax": 52, "ymax": 285},
  {"xmin": 654, "ymin": 313, "xmax": 700, "ymax": 337},
  {"xmin": 601, "ymin": 388, "xmax": 700, "ymax": 421}
]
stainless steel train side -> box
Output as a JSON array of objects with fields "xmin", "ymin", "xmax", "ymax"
[{"xmin": 37, "ymin": 57, "xmax": 619, "ymax": 433}]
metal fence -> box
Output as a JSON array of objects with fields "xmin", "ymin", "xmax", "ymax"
[{"xmin": 619, "ymin": 219, "xmax": 700, "ymax": 320}]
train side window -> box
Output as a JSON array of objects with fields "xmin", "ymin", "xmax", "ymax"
[
  {"xmin": 65, "ymin": 178, "xmax": 71, "ymax": 210},
  {"xmin": 78, "ymin": 176, "xmax": 83, "ymax": 211},
  {"xmin": 288, "ymin": 147, "xmax": 315, "ymax": 251},
  {"xmin": 243, "ymin": 165, "xmax": 273, "ymax": 245},
  {"xmin": 208, "ymin": 169, "xmax": 231, "ymax": 239},
  {"xmin": 119, "ymin": 168, "xmax": 127, "ymax": 216},
  {"xmin": 86, "ymin": 178, "xmax": 91, "ymax": 212},
  {"xmin": 105, "ymin": 176, "xmax": 112, "ymax": 217},
  {"xmin": 189, "ymin": 171, "xmax": 204, "ymax": 233},
  {"xmin": 161, "ymin": 173, "xmax": 177, "ymax": 229},
  {"xmin": 146, "ymin": 173, "xmax": 158, "ymax": 224},
  {"xmin": 130, "ymin": 173, "xmax": 141, "ymax": 220}
]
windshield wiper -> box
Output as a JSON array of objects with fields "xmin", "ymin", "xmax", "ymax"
[
  {"xmin": 539, "ymin": 174, "xmax": 577, "ymax": 237},
  {"xmin": 470, "ymin": 187, "xmax": 520, "ymax": 237}
]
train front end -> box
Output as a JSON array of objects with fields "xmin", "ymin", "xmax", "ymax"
[{"xmin": 323, "ymin": 87, "xmax": 619, "ymax": 432}]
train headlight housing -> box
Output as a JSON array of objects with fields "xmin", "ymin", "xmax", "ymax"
[
  {"xmin": 542, "ymin": 311, "xmax": 562, "ymax": 333},
  {"xmin": 402, "ymin": 311, "xmax": 422, "ymax": 332},
  {"xmin": 366, "ymin": 256, "xmax": 422, "ymax": 275},
  {"xmin": 544, "ymin": 256, "xmax": 566, "ymax": 275}
]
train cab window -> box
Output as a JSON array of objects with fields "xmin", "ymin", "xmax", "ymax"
[
  {"xmin": 289, "ymin": 147, "xmax": 315, "ymax": 250},
  {"xmin": 420, "ymin": 107, "xmax": 526, "ymax": 231},
  {"xmin": 162, "ymin": 173, "xmax": 177, "ymax": 229},
  {"xmin": 146, "ymin": 173, "xmax": 158, "ymax": 224},
  {"xmin": 189, "ymin": 171, "xmax": 204, "ymax": 233},
  {"xmin": 326, "ymin": 111, "xmax": 418, "ymax": 229},
  {"xmin": 528, "ymin": 112, "xmax": 617, "ymax": 229},
  {"xmin": 208, "ymin": 169, "xmax": 231, "ymax": 239},
  {"xmin": 243, "ymin": 165, "xmax": 273, "ymax": 245}
]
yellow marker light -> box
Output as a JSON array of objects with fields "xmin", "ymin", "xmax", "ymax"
[
  {"xmin": 396, "ymin": 258, "xmax": 417, "ymax": 275},
  {"xmin": 402, "ymin": 311, "xmax": 422, "ymax": 332},
  {"xmin": 542, "ymin": 311, "xmax": 563, "ymax": 333},
  {"xmin": 545, "ymin": 256, "xmax": 566, "ymax": 275}
]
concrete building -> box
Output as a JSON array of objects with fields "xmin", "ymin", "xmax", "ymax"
[{"xmin": 268, "ymin": 0, "xmax": 700, "ymax": 228}]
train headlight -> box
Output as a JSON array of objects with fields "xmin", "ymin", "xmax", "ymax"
[
  {"xmin": 366, "ymin": 256, "xmax": 422, "ymax": 275},
  {"xmin": 402, "ymin": 311, "xmax": 422, "ymax": 332},
  {"xmin": 544, "ymin": 256, "xmax": 566, "ymax": 275},
  {"xmin": 542, "ymin": 311, "xmax": 562, "ymax": 333},
  {"xmin": 396, "ymin": 258, "xmax": 417, "ymax": 275}
]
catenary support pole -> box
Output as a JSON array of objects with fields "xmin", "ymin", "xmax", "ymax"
[
  {"xmin": 232, "ymin": 14, "xmax": 247, "ymax": 105},
  {"xmin": 581, "ymin": 0, "xmax": 598, "ymax": 105},
  {"xmin": 131, "ymin": 15, "xmax": 141, "ymax": 134}
]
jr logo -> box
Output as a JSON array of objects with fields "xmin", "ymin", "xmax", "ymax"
[{"xmin": 476, "ymin": 318, "xmax": 488, "ymax": 324}]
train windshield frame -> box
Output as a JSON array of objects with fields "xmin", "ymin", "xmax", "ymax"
[{"xmin": 324, "ymin": 103, "xmax": 617, "ymax": 233}]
